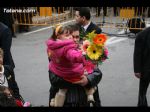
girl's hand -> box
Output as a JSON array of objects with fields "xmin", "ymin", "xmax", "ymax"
[
  {"xmin": 72, "ymin": 75, "xmax": 88, "ymax": 86},
  {"xmin": 4, "ymin": 87, "xmax": 12, "ymax": 97},
  {"xmin": 134, "ymin": 73, "xmax": 142, "ymax": 78}
]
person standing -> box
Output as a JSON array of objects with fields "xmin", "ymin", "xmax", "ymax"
[
  {"xmin": 0, "ymin": 22, "xmax": 15, "ymax": 69},
  {"xmin": 113, "ymin": 7, "xmax": 120, "ymax": 16},
  {"xmin": 74, "ymin": 7, "xmax": 102, "ymax": 43},
  {"xmin": 47, "ymin": 24, "xmax": 102, "ymax": 107},
  {"xmin": 0, "ymin": 7, "xmax": 16, "ymax": 38},
  {"xmin": 133, "ymin": 27, "xmax": 150, "ymax": 106}
]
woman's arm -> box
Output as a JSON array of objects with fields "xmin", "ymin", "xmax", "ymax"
[
  {"xmin": 72, "ymin": 67, "xmax": 102, "ymax": 88},
  {"xmin": 85, "ymin": 67, "xmax": 102, "ymax": 88}
]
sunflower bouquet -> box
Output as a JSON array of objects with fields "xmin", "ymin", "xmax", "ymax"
[{"xmin": 81, "ymin": 30, "xmax": 108, "ymax": 65}]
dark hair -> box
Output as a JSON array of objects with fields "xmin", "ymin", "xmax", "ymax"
[
  {"xmin": 75, "ymin": 7, "xmax": 91, "ymax": 20},
  {"xmin": 68, "ymin": 24, "xmax": 80, "ymax": 32},
  {"xmin": 0, "ymin": 91, "xmax": 17, "ymax": 107}
]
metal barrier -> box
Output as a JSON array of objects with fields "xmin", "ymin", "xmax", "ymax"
[
  {"xmin": 12, "ymin": 7, "xmax": 72, "ymax": 26},
  {"xmin": 12, "ymin": 7, "xmax": 73, "ymax": 33},
  {"xmin": 120, "ymin": 7, "xmax": 135, "ymax": 19},
  {"xmin": 12, "ymin": 7, "xmax": 149, "ymax": 34},
  {"xmin": 94, "ymin": 7, "xmax": 149, "ymax": 36}
]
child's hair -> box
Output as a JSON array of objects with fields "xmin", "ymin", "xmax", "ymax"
[
  {"xmin": 0, "ymin": 86, "xmax": 13, "ymax": 97},
  {"xmin": 50, "ymin": 24, "xmax": 73, "ymax": 40},
  {"xmin": 51, "ymin": 24, "xmax": 63, "ymax": 40},
  {"xmin": 0, "ymin": 92, "xmax": 17, "ymax": 107},
  {"xmin": 0, "ymin": 86, "xmax": 17, "ymax": 107},
  {"xmin": 0, "ymin": 48, "xmax": 3, "ymax": 57}
]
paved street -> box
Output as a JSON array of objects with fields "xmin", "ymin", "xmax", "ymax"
[{"xmin": 11, "ymin": 20, "xmax": 150, "ymax": 107}]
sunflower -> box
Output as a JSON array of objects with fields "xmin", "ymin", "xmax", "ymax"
[
  {"xmin": 87, "ymin": 44, "xmax": 102, "ymax": 60},
  {"xmin": 93, "ymin": 34, "xmax": 107, "ymax": 46}
]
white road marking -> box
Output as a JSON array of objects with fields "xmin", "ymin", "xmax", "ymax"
[
  {"xmin": 106, "ymin": 29, "xmax": 128, "ymax": 46},
  {"xmin": 117, "ymin": 30, "xmax": 126, "ymax": 34},
  {"xmin": 23, "ymin": 26, "xmax": 53, "ymax": 35},
  {"xmin": 24, "ymin": 20, "xmax": 150, "ymax": 45},
  {"xmin": 106, "ymin": 36, "xmax": 118, "ymax": 43},
  {"xmin": 106, "ymin": 38, "xmax": 127, "ymax": 46},
  {"xmin": 146, "ymin": 23, "xmax": 150, "ymax": 27},
  {"xmin": 23, "ymin": 20, "xmax": 75, "ymax": 35}
]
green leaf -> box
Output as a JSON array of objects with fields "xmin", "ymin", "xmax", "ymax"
[{"xmin": 86, "ymin": 30, "xmax": 96, "ymax": 40}]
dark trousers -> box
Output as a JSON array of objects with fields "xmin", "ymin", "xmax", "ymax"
[
  {"xmin": 134, "ymin": 7, "xmax": 146, "ymax": 16},
  {"xmin": 18, "ymin": 25, "xmax": 29, "ymax": 32},
  {"xmin": 97, "ymin": 7, "xmax": 107, "ymax": 16},
  {"xmin": 113, "ymin": 7, "xmax": 119, "ymax": 16},
  {"xmin": 9, "ymin": 25, "xmax": 15, "ymax": 36},
  {"xmin": 148, "ymin": 8, "xmax": 150, "ymax": 17},
  {"xmin": 138, "ymin": 71, "xmax": 150, "ymax": 106}
]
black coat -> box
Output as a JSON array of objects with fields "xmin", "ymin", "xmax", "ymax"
[
  {"xmin": 0, "ymin": 7, "xmax": 14, "ymax": 28},
  {"xmin": 77, "ymin": 22, "xmax": 102, "ymax": 42},
  {"xmin": 0, "ymin": 22, "xmax": 15, "ymax": 68},
  {"xmin": 4, "ymin": 65, "xmax": 24, "ymax": 102},
  {"xmin": 134, "ymin": 27, "xmax": 150, "ymax": 73},
  {"xmin": 49, "ymin": 67, "xmax": 102, "ymax": 107},
  {"xmin": 86, "ymin": 22, "xmax": 102, "ymax": 34}
]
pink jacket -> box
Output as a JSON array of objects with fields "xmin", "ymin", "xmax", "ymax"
[{"xmin": 46, "ymin": 39, "xmax": 85, "ymax": 82}]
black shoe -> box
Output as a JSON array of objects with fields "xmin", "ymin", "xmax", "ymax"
[
  {"xmin": 24, "ymin": 29, "xmax": 29, "ymax": 32},
  {"xmin": 19, "ymin": 29, "xmax": 23, "ymax": 33},
  {"xmin": 12, "ymin": 35, "xmax": 17, "ymax": 38}
]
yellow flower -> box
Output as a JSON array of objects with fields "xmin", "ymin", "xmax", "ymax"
[{"xmin": 87, "ymin": 44, "xmax": 102, "ymax": 60}]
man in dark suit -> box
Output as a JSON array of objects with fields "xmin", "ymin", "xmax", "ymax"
[
  {"xmin": 0, "ymin": 7, "xmax": 16, "ymax": 38},
  {"xmin": 74, "ymin": 7, "xmax": 102, "ymax": 43},
  {"xmin": 0, "ymin": 22, "xmax": 15, "ymax": 69},
  {"xmin": 134, "ymin": 27, "xmax": 150, "ymax": 106}
]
